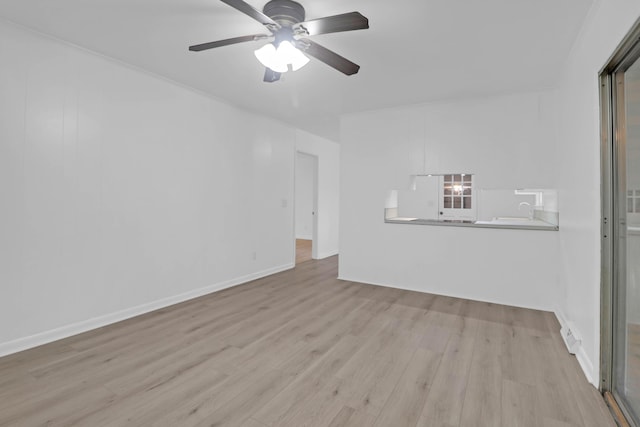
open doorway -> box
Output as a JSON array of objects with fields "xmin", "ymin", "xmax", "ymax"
[{"xmin": 294, "ymin": 151, "xmax": 318, "ymax": 265}]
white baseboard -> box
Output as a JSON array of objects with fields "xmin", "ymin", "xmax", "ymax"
[
  {"xmin": 575, "ymin": 346, "xmax": 595, "ymax": 385},
  {"xmin": 0, "ymin": 263, "xmax": 294, "ymax": 358},
  {"xmin": 296, "ymin": 234, "xmax": 312, "ymax": 240},
  {"xmin": 553, "ymin": 309, "xmax": 596, "ymax": 386},
  {"xmin": 336, "ymin": 275, "xmax": 551, "ymax": 312},
  {"xmin": 316, "ymin": 249, "xmax": 339, "ymax": 260}
]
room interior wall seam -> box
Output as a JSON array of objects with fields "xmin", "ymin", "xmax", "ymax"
[
  {"xmin": 559, "ymin": 0, "xmax": 606, "ymax": 71},
  {"xmin": 0, "ymin": 262, "xmax": 294, "ymax": 358}
]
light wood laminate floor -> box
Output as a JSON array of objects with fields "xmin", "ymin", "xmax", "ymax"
[
  {"xmin": 0, "ymin": 256, "xmax": 615, "ymax": 427},
  {"xmin": 296, "ymin": 239, "xmax": 312, "ymax": 265}
]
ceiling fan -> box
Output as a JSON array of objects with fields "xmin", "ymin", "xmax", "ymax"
[{"xmin": 189, "ymin": 0, "xmax": 369, "ymax": 82}]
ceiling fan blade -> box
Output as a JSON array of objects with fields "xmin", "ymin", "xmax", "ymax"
[
  {"xmin": 264, "ymin": 68, "xmax": 281, "ymax": 83},
  {"xmin": 293, "ymin": 12, "xmax": 369, "ymax": 36},
  {"xmin": 220, "ymin": 0, "xmax": 280, "ymax": 31},
  {"xmin": 189, "ymin": 34, "xmax": 269, "ymax": 51},
  {"xmin": 297, "ymin": 39, "xmax": 360, "ymax": 76}
]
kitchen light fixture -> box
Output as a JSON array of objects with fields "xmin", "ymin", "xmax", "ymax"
[{"xmin": 254, "ymin": 40, "xmax": 310, "ymax": 73}]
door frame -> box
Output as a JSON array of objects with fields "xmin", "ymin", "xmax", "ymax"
[
  {"xmin": 599, "ymin": 16, "xmax": 640, "ymax": 425},
  {"xmin": 294, "ymin": 151, "xmax": 319, "ymax": 261}
]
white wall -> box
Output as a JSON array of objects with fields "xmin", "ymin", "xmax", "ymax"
[
  {"xmin": 554, "ymin": 0, "xmax": 640, "ymax": 385},
  {"xmin": 339, "ymin": 91, "xmax": 561, "ymax": 310},
  {"xmin": 0, "ymin": 21, "xmax": 298, "ymax": 354},
  {"xmin": 295, "ymin": 130, "xmax": 340, "ymax": 259},
  {"xmin": 295, "ymin": 152, "xmax": 315, "ymax": 240}
]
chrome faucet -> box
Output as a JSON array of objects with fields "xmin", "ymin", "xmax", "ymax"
[{"xmin": 518, "ymin": 202, "xmax": 533, "ymax": 219}]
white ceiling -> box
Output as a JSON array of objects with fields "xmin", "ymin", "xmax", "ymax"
[{"xmin": 0, "ymin": 0, "xmax": 593, "ymax": 141}]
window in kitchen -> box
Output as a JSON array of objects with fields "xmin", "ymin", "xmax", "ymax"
[{"xmin": 440, "ymin": 174, "xmax": 475, "ymax": 220}]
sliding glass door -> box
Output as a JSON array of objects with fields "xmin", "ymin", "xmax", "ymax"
[{"xmin": 601, "ymin": 20, "xmax": 640, "ymax": 426}]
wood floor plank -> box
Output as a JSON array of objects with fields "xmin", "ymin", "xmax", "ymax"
[
  {"xmin": 253, "ymin": 334, "xmax": 363, "ymax": 426},
  {"xmin": 459, "ymin": 320, "xmax": 503, "ymax": 427},
  {"xmin": 189, "ymin": 369, "xmax": 293, "ymax": 427},
  {"xmin": 501, "ymin": 379, "xmax": 540, "ymax": 427},
  {"xmin": 0, "ymin": 342, "xmax": 78, "ymax": 377},
  {"xmin": 373, "ymin": 348, "xmax": 442, "ymax": 427},
  {"xmin": 328, "ymin": 406, "xmax": 377, "ymax": 427},
  {"xmin": 212, "ymin": 277, "xmax": 349, "ymax": 349},
  {"xmin": 273, "ymin": 375, "xmax": 349, "ymax": 427},
  {"xmin": 542, "ymin": 313, "xmax": 617, "ymax": 427},
  {"xmin": 500, "ymin": 324, "xmax": 540, "ymax": 387},
  {"xmin": 149, "ymin": 367, "xmax": 290, "ymax": 427},
  {"xmin": 222, "ymin": 286, "xmax": 366, "ymax": 375},
  {"xmin": 327, "ymin": 406, "xmax": 356, "ymax": 427},
  {"xmin": 241, "ymin": 418, "xmax": 270, "ymax": 427},
  {"xmin": 296, "ymin": 239, "xmax": 313, "ymax": 264},
  {"xmin": 533, "ymin": 336, "xmax": 584, "ymax": 426},
  {"xmin": 0, "ymin": 383, "xmax": 116, "ymax": 427},
  {"xmin": 274, "ymin": 301, "xmax": 369, "ymax": 377},
  {"xmin": 0, "ymin": 255, "xmax": 616, "ymax": 427},
  {"xmin": 102, "ymin": 338, "xmax": 238, "ymax": 395},
  {"xmin": 80, "ymin": 367, "xmax": 229, "ymax": 426},
  {"xmin": 341, "ymin": 345, "xmax": 416, "ymax": 416},
  {"xmin": 419, "ymin": 323, "xmax": 452, "ymax": 353},
  {"xmin": 416, "ymin": 318, "xmax": 478, "ymax": 427}
]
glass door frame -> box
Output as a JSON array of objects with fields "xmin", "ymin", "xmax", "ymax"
[{"xmin": 600, "ymin": 17, "xmax": 640, "ymax": 427}]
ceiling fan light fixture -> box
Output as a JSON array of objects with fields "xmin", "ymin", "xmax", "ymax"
[
  {"xmin": 254, "ymin": 43, "xmax": 286, "ymax": 72},
  {"xmin": 254, "ymin": 41, "xmax": 309, "ymax": 73},
  {"xmin": 277, "ymin": 40, "xmax": 309, "ymax": 71}
]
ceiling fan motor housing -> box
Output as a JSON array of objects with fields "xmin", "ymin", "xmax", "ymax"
[{"xmin": 263, "ymin": 0, "xmax": 305, "ymax": 26}]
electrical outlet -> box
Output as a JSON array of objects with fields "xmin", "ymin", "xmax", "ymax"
[
  {"xmin": 281, "ymin": 198, "xmax": 288, "ymax": 208},
  {"xmin": 252, "ymin": 251, "xmax": 257, "ymax": 260}
]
